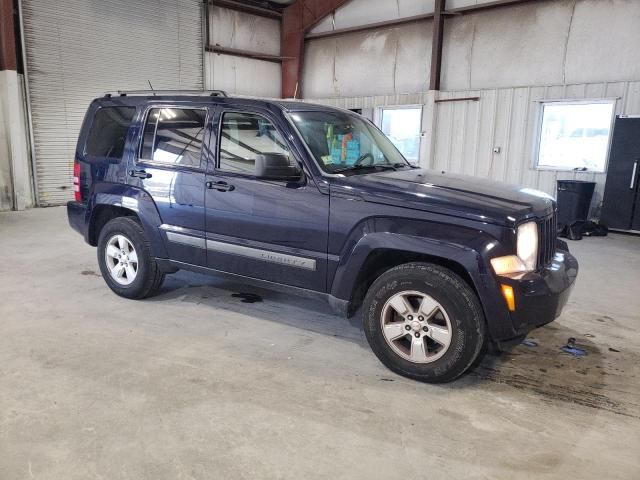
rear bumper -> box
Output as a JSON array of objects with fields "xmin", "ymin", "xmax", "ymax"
[
  {"xmin": 67, "ymin": 200, "xmax": 88, "ymax": 239},
  {"xmin": 492, "ymin": 249, "xmax": 578, "ymax": 348}
]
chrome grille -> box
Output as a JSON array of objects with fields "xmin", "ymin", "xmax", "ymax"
[{"xmin": 537, "ymin": 212, "xmax": 558, "ymax": 269}]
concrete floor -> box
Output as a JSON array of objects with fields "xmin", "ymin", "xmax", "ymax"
[{"xmin": 1, "ymin": 206, "xmax": 639, "ymax": 480}]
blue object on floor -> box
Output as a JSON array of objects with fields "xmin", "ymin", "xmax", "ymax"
[
  {"xmin": 522, "ymin": 339, "xmax": 538, "ymax": 347},
  {"xmin": 562, "ymin": 345, "xmax": 587, "ymax": 356},
  {"xmin": 561, "ymin": 337, "xmax": 587, "ymax": 356}
]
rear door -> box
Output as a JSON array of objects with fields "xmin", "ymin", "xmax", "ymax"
[
  {"xmin": 203, "ymin": 107, "xmax": 329, "ymax": 292},
  {"xmin": 129, "ymin": 105, "xmax": 211, "ymax": 266}
]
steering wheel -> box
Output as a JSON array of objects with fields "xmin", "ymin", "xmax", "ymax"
[{"xmin": 354, "ymin": 152, "xmax": 374, "ymax": 166}]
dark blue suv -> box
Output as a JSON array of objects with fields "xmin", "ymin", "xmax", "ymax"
[{"xmin": 67, "ymin": 90, "xmax": 578, "ymax": 383}]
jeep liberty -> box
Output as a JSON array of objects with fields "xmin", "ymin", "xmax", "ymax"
[{"xmin": 67, "ymin": 90, "xmax": 578, "ymax": 383}]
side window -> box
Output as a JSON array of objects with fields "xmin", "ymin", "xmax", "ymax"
[
  {"xmin": 140, "ymin": 108, "xmax": 207, "ymax": 168},
  {"xmin": 84, "ymin": 107, "xmax": 136, "ymax": 159},
  {"xmin": 219, "ymin": 112, "xmax": 290, "ymax": 174}
]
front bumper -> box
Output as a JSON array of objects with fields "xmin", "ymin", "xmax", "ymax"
[{"xmin": 492, "ymin": 249, "xmax": 578, "ymax": 348}]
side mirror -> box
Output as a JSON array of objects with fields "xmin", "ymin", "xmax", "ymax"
[{"xmin": 255, "ymin": 153, "xmax": 301, "ymax": 180}]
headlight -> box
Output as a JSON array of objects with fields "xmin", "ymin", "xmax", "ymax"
[
  {"xmin": 517, "ymin": 221, "xmax": 538, "ymax": 271},
  {"xmin": 491, "ymin": 221, "xmax": 538, "ymax": 275}
]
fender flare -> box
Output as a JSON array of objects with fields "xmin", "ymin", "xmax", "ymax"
[
  {"xmin": 87, "ymin": 183, "xmax": 168, "ymax": 258},
  {"xmin": 330, "ymin": 229, "xmax": 514, "ymax": 341},
  {"xmin": 331, "ymin": 231, "xmax": 487, "ymax": 297}
]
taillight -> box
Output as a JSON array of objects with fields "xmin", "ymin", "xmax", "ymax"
[{"xmin": 73, "ymin": 161, "xmax": 82, "ymax": 202}]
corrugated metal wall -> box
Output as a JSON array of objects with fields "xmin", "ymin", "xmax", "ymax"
[
  {"xmin": 308, "ymin": 81, "xmax": 640, "ymax": 216},
  {"xmin": 303, "ymin": 0, "xmax": 640, "ymax": 218},
  {"xmin": 304, "ymin": 0, "xmax": 640, "ymax": 98},
  {"xmin": 22, "ymin": 0, "xmax": 203, "ymax": 206},
  {"xmin": 308, "ymin": 0, "xmax": 508, "ymax": 35},
  {"xmin": 304, "ymin": 22, "xmax": 433, "ymax": 98},
  {"xmin": 205, "ymin": 7, "xmax": 281, "ymax": 97}
]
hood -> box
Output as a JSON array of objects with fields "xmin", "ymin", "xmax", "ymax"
[{"xmin": 333, "ymin": 168, "xmax": 555, "ymax": 226}]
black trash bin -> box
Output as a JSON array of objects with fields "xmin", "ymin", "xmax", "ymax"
[{"xmin": 556, "ymin": 180, "xmax": 596, "ymax": 229}]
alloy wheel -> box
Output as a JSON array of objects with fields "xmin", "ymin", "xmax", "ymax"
[
  {"xmin": 104, "ymin": 234, "xmax": 139, "ymax": 286},
  {"xmin": 380, "ymin": 290, "xmax": 452, "ymax": 363}
]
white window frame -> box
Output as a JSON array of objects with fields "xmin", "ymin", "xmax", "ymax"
[
  {"xmin": 376, "ymin": 105, "xmax": 424, "ymax": 163},
  {"xmin": 533, "ymin": 99, "xmax": 617, "ymax": 173}
]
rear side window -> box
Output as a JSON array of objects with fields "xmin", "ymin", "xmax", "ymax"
[
  {"xmin": 140, "ymin": 108, "xmax": 207, "ymax": 168},
  {"xmin": 84, "ymin": 107, "xmax": 136, "ymax": 159},
  {"xmin": 219, "ymin": 112, "xmax": 290, "ymax": 174}
]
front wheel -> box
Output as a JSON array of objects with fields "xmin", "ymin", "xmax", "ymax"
[
  {"xmin": 97, "ymin": 217, "xmax": 165, "ymax": 299},
  {"xmin": 362, "ymin": 262, "xmax": 486, "ymax": 383}
]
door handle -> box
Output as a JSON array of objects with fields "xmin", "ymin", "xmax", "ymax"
[
  {"xmin": 631, "ymin": 161, "xmax": 638, "ymax": 190},
  {"xmin": 129, "ymin": 169, "xmax": 152, "ymax": 179},
  {"xmin": 206, "ymin": 181, "xmax": 235, "ymax": 192}
]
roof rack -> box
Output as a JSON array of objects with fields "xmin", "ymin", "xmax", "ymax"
[{"xmin": 104, "ymin": 89, "xmax": 228, "ymax": 98}]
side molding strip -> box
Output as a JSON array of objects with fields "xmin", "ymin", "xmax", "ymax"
[
  {"xmin": 165, "ymin": 231, "xmax": 207, "ymax": 249},
  {"xmin": 206, "ymin": 240, "xmax": 317, "ymax": 271},
  {"xmin": 161, "ymin": 225, "xmax": 317, "ymax": 271}
]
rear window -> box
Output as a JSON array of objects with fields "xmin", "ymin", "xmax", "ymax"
[
  {"xmin": 84, "ymin": 107, "xmax": 136, "ymax": 159},
  {"xmin": 140, "ymin": 108, "xmax": 207, "ymax": 168}
]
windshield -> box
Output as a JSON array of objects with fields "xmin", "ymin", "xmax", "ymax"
[{"xmin": 290, "ymin": 110, "xmax": 411, "ymax": 174}]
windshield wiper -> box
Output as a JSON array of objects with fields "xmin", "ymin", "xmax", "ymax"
[
  {"xmin": 331, "ymin": 164, "xmax": 398, "ymax": 174},
  {"xmin": 372, "ymin": 164, "xmax": 399, "ymax": 171},
  {"xmin": 331, "ymin": 164, "xmax": 404, "ymax": 173}
]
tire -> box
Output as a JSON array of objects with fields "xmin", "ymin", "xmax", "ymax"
[
  {"xmin": 362, "ymin": 262, "xmax": 486, "ymax": 383},
  {"xmin": 97, "ymin": 217, "xmax": 165, "ymax": 299}
]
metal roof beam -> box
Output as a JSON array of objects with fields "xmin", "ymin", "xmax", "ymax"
[
  {"xmin": 429, "ymin": 0, "xmax": 446, "ymax": 91},
  {"xmin": 281, "ymin": 0, "xmax": 352, "ymax": 98},
  {"xmin": 208, "ymin": 0, "xmax": 282, "ymax": 20},
  {"xmin": 206, "ymin": 45, "xmax": 289, "ymax": 63},
  {"xmin": 0, "ymin": 0, "xmax": 17, "ymax": 71}
]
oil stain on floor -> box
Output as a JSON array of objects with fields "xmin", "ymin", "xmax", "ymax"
[{"xmin": 467, "ymin": 320, "xmax": 640, "ymax": 419}]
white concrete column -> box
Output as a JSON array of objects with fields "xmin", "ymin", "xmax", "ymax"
[
  {"xmin": 419, "ymin": 90, "xmax": 438, "ymax": 169},
  {"xmin": 0, "ymin": 69, "xmax": 33, "ymax": 210}
]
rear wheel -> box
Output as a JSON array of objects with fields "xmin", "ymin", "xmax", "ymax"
[
  {"xmin": 362, "ymin": 262, "xmax": 485, "ymax": 383},
  {"xmin": 97, "ymin": 217, "xmax": 164, "ymax": 299}
]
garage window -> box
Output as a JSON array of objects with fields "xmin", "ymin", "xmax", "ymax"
[
  {"xmin": 536, "ymin": 101, "xmax": 615, "ymax": 172},
  {"xmin": 84, "ymin": 107, "xmax": 136, "ymax": 159},
  {"xmin": 380, "ymin": 107, "xmax": 422, "ymax": 163},
  {"xmin": 140, "ymin": 108, "xmax": 207, "ymax": 168}
]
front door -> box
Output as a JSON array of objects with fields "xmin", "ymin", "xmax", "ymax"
[
  {"xmin": 130, "ymin": 105, "xmax": 211, "ymax": 266},
  {"xmin": 601, "ymin": 117, "xmax": 640, "ymax": 230},
  {"xmin": 204, "ymin": 108, "xmax": 329, "ymax": 292}
]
